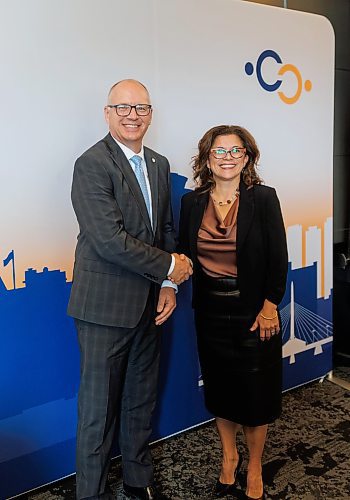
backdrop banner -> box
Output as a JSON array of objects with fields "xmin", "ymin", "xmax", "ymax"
[{"xmin": 0, "ymin": 0, "xmax": 334, "ymax": 497}]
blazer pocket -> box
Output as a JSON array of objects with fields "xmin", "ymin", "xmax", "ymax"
[{"xmin": 79, "ymin": 258, "xmax": 122, "ymax": 275}]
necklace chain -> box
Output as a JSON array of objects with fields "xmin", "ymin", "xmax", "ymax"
[{"xmin": 210, "ymin": 188, "xmax": 239, "ymax": 206}]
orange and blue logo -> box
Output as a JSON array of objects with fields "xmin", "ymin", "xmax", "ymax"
[{"xmin": 245, "ymin": 49, "xmax": 312, "ymax": 105}]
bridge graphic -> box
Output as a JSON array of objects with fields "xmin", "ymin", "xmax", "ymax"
[{"xmin": 281, "ymin": 282, "xmax": 333, "ymax": 364}]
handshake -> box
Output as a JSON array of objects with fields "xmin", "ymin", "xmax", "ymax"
[{"xmin": 168, "ymin": 253, "xmax": 193, "ymax": 285}]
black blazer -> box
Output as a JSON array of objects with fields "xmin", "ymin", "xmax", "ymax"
[{"xmin": 178, "ymin": 181, "xmax": 288, "ymax": 314}]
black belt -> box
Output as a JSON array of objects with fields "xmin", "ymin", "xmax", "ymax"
[{"xmin": 198, "ymin": 272, "xmax": 240, "ymax": 297}]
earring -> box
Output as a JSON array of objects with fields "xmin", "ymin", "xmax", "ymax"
[{"xmin": 207, "ymin": 164, "xmax": 212, "ymax": 175}]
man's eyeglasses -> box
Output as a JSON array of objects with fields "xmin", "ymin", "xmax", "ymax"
[
  {"xmin": 210, "ymin": 147, "xmax": 246, "ymax": 160},
  {"xmin": 107, "ymin": 104, "xmax": 152, "ymax": 117}
]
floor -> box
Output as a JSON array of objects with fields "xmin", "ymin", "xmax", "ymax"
[{"xmin": 15, "ymin": 361, "xmax": 350, "ymax": 500}]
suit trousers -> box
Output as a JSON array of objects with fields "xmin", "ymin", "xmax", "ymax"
[{"xmin": 75, "ymin": 287, "xmax": 160, "ymax": 500}]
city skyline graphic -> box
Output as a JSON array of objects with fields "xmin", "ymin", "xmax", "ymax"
[
  {"xmin": 1, "ymin": 220, "xmax": 333, "ymax": 389},
  {"xmin": 0, "ymin": 174, "xmax": 332, "ymax": 497},
  {"xmin": 0, "ymin": 217, "xmax": 333, "ymax": 294},
  {"xmin": 281, "ymin": 217, "xmax": 333, "ymax": 388},
  {"xmin": 1, "ymin": 210, "xmax": 333, "ymax": 377}
]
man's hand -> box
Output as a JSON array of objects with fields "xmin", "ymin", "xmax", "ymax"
[
  {"xmin": 168, "ymin": 253, "xmax": 193, "ymax": 285},
  {"xmin": 155, "ymin": 287, "xmax": 176, "ymax": 326}
]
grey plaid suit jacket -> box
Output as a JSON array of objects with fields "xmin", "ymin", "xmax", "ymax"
[{"xmin": 68, "ymin": 133, "xmax": 176, "ymax": 328}]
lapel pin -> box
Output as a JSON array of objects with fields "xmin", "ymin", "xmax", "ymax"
[{"xmin": 151, "ymin": 157, "xmax": 156, "ymax": 163}]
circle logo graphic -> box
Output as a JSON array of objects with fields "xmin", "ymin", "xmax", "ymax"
[{"xmin": 245, "ymin": 49, "xmax": 312, "ymax": 105}]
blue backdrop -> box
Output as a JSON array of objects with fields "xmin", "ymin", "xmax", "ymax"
[{"xmin": 0, "ymin": 173, "xmax": 333, "ymax": 498}]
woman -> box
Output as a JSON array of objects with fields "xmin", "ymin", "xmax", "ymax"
[{"xmin": 178, "ymin": 125, "xmax": 288, "ymax": 499}]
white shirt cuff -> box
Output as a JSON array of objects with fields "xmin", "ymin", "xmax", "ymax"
[{"xmin": 168, "ymin": 254, "xmax": 175, "ymax": 275}]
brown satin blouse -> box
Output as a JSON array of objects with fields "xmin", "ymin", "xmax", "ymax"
[{"xmin": 197, "ymin": 195, "xmax": 239, "ymax": 278}]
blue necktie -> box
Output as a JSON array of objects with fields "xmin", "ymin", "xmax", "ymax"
[{"xmin": 130, "ymin": 155, "xmax": 151, "ymax": 218}]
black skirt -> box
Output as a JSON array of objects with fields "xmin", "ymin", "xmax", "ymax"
[{"xmin": 194, "ymin": 271, "xmax": 282, "ymax": 427}]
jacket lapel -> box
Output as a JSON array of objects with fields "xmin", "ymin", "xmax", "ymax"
[
  {"xmin": 144, "ymin": 147, "xmax": 158, "ymax": 233},
  {"xmin": 103, "ymin": 134, "xmax": 153, "ymax": 235},
  {"xmin": 189, "ymin": 190, "xmax": 208, "ymax": 260},
  {"xmin": 237, "ymin": 181, "xmax": 254, "ymax": 255}
]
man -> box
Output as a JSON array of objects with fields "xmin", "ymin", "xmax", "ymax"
[{"xmin": 68, "ymin": 79, "xmax": 192, "ymax": 500}]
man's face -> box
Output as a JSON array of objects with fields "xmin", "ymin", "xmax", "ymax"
[{"xmin": 104, "ymin": 81, "xmax": 152, "ymax": 153}]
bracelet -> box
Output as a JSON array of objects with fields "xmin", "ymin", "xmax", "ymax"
[{"xmin": 260, "ymin": 311, "xmax": 278, "ymax": 320}]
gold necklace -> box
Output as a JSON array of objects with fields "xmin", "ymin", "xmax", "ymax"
[{"xmin": 210, "ymin": 188, "xmax": 239, "ymax": 206}]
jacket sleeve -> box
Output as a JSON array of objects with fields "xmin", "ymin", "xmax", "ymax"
[
  {"xmin": 71, "ymin": 154, "xmax": 171, "ymax": 282},
  {"xmin": 264, "ymin": 188, "xmax": 288, "ymax": 305}
]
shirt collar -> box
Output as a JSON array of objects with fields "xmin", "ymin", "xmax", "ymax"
[{"xmin": 112, "ymin": 137, "xmax": 145, "ymax": 162}]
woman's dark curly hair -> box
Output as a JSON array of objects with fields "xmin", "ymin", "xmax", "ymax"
[{"xmin": 193, "ymin": 125, "xmax": 262, "ymax": 191}]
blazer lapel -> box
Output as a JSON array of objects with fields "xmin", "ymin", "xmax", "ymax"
[
  {"xmin": 103, "ymin": 134, "xmax": 153, "ymax": 235},
  {"xmin": 144, "ymin": 147, "xmax": 158, "ymax": 233},
  {"xmin": 237, "ymin": 181, "xmax": 254, "ymax": 255},
  {"xmin": 189, "ymin": 190, "xmax": 208, "ymax": 259}
]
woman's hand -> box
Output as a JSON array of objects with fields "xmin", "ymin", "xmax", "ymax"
[{"xmin": 249, "ymin": 299, "xmax": 280, "ymax": 341}]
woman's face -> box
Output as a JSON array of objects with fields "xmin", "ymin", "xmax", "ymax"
[{"xmin": 208, "ymin": 134, "xmax": 248, "ymax": 185}]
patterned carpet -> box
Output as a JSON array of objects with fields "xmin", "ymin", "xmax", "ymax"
[{"xmin": 17, "ymin": 373, "xmax": 350, "ymax": 500}]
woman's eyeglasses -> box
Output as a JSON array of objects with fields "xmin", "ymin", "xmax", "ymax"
[{"xmin": 210, "ymin": 147, "xmax": 246, "ymax": 160}]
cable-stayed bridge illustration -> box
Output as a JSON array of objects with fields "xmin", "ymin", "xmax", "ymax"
[{"xmin": 281, "ymin": 282, "xmax": 333, "ymax": 364}]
